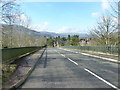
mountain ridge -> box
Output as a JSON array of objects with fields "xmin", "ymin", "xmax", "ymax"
[{"xmin": 2, "ymin": 24, "xmax": 89, "ymax": 38}]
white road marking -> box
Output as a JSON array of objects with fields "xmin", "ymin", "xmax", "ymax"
[
  {"xmin": 84, "ymin": 68, "xmax": 120, "ymax": 90},
  {"xmin": 59, "ymin": 48, "xmax": 119, "ymax": 63},
  {"xmin": 54, "ymin": 49, "xmax": 119, "ymax": 89},
  {"xmin": 81, "ymin": 53, "xmax": 119, "ymax": 63},
  {"xmin": 54, "ymin": 50, "xmax": 78, "ymax": 65},
  {"xmin": 54, "ymin": 50, "xmax": 59, "ymax": 54},
  {"xmin": 61, "ymin": 54, "xmax": 65, "ymax": 57},
  {"xmin": 67, "ymin": 58, "xmax": 78, "ymax": 65}
]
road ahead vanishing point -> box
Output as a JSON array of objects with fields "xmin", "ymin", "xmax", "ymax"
[{"xmin": 20, "ymin": 47, "xmax": 119, "ymax": 89}]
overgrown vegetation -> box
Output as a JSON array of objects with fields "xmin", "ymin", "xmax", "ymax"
[{"xmin": 2, "ymin": 64, "xmax": 17, "ymax": 84}]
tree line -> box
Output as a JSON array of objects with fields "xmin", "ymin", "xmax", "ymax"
[
  {"xmin": 48, "ymin": 1, "xmax": 119, "ymax": 47},
  {"xmin": 47, "ymin": 35, "xmax": 81, "ymax": 47}
]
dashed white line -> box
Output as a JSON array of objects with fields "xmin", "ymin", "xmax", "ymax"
[
  {"xmin": 61, "ymin": 54, "xmax": 65, "ymax": 57},
  {"xmin": 54, "ymin": 50, "xmax": 60, "ymax": 54},
  {"xmin": 67, "ymin": 58, "xmax": 78, "ymax": 65},
  {"xmin": 54, "ymin": 50, "xmax": 78, "ymax": 65},
  {"xmin": 84, "ymin": 68, "xmax": 119, "ymax": 90},
  {"xmin": 54, "ymin": 49, "xmax": 119, "ymax": 89}
]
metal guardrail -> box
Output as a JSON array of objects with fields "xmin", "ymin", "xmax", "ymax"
[
  {"xmin": 2, "ymin": 46, "xmax": 46, "ymax": 64},
  {"xmin": 62, "ymin": 46, "xmax": 119, "ymax": 55}
]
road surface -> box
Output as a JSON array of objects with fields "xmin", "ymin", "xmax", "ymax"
[{"xmin": 20, "ymin": 47, "xmax": 119, "ymax": 89}]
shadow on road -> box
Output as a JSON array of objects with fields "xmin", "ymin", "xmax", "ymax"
[{"xmin": 44, "ymin": 47, "xmax": 47, "ymax": 68}]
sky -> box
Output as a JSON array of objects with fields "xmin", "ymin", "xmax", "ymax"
[{"xmin": 19, "ymin": 0, "xmax": 113, "ymax": 34}]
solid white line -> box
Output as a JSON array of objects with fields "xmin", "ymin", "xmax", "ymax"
[
  {"xmin": 67, "ymin": 58, "xmax": 78, "ymax": 65},
  {"xmin": 84, "ymin": 68, "xmax": 119, "ymax": 90},
  {"xmin": 56, "ymin": 49, "xmax": 119, "ymax": 89},
  {"xmin": 81, "ymin": 53, "xmax": 119, "ymax": 63},
  {"xmin": 59, "ymin": 48, "xmax": 119, "ymax": 63},
  {"xmin": 57, "ymin": 48, "xmax": 119, "ymax": 89}
]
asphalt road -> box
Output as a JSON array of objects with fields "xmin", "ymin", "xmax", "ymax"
[{"xmin": 20, "ymin": 47, "xmax": 119, "ymax": 89}]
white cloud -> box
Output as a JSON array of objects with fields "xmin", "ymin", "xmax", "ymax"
[
  {"xmin": 57, "ymin": 26, "xmax": 73, "ymax": 33},
  {"xmin": 91, "ymin": 12, "xmax": 100, "ymax": 17},
  {"xmin": 19, "ymin": 14, "xmax": 27, "ymax": 22},
  {"xmin": 14, "ymin": 14, "xmax": 27, "ymax": 22},
  {"xmin": 56, "ymin": 26, "xmax": 81, "ymax": 33},
  {"xmin": 101, "ymin": 0, "xmax": 110, "ymax": 10},
  {"xmin": 31, "ymin": 21, "xmax": 49, "ymax": 32},
  {"xmin": 31, "ymin": 24, "xmax": 87, "ymax": 33},
  {"xmin": 113, "ymin": 17, "xmax": 118, "ymax": 23},
  {"xmin": 43, "ymin": 21, "xmax": 48, "ymax": 26}
]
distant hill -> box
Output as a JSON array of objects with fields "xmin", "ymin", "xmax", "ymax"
[
  {"xmin": 28, "ymin": 30, "xmax": 89, "ymax": 38},
  {"xmin": 28, "ymin": 30, "xmax": 59, "ymax": 37},
  {"xmin": 2, "ymin": 24, "xmax": 89, "ymax": 38},
  {"xmin": 58, "ymin": 33, "xmax": 89, "ymax": 38}
]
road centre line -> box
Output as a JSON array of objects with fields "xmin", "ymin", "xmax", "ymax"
[
  {"xmin": 84, "ymin": 68, "xmax": 120, "ymax": 90},
  {"xmin": 67, "ymin": 58, "xmax": 78, "ymax": 65},
  {"xmin": 55, "ymin": 49, "xmax": 119, "ymax": 89},
  {"xmin": 54, "ymin": 50, "xmax": 78, "ymax": 65},
  {"xmin": 61, "ymin": 54, "xmax": 65, "ymax": 57}
]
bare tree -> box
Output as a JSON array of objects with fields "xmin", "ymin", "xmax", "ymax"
[
  {"xmin": 1, "ymin": 0, "xmax": 23, "ymax": 48},
  {"xmin": 23, "ymin": 16, "xmax": 32, "ymax": 29},
  {"xmin": 1, "ymin": 0, "xmax": 22, "ymax": 25},
  {"xmin": 90, "ymin": 15, "xmax": 117, "ymax": 46},
  {"xmin": 107, "ymin": 0, "xmax": 119, "ymax": 46},
  {"xmin": 108, "ymin": 0, "xmax": 119, "ymax": 18},
  {"xmin": 1, "ymin": 0, "xmax": 47, "ymax": 48}
]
